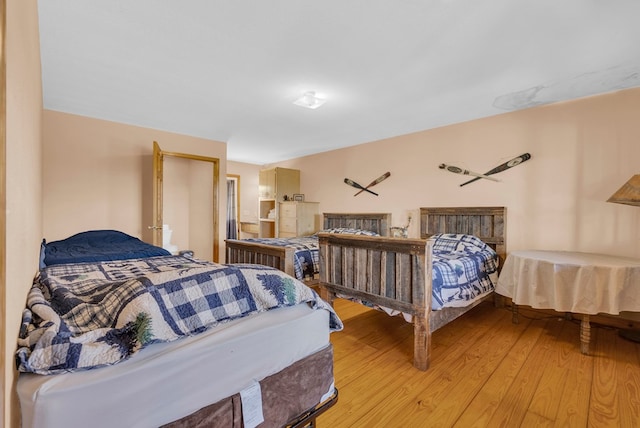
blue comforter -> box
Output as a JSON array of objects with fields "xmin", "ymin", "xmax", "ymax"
[
  {"xmin": 17, "ymin": 255, "xmax": 342, "ymax": 374},
  {"xmin": 42, "ymin": 230, "xmax": 170, "ymax": 267}
]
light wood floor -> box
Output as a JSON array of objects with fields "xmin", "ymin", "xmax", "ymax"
[{"xmin": 317, "ymin": 298, "xmax": 640, "ymax": 427}]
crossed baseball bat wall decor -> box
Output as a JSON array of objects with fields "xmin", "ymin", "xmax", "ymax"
[{"xmin": 344, "ymin": 172, "xmax": 391, "ymax": 196}]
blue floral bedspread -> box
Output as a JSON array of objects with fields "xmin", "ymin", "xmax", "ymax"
[{"xmin": 16, "ymin": 255, "xmax": 342, "ymax": 375}]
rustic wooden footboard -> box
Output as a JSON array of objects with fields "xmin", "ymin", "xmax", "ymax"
[
  {"xmin": 225, "ymin": 212, "xmax": 392, "ymax": 285},
  {"xmin": 318, "ymin": 234, "xmax": 435, "ymax": 370},
  {"xmin": 225, "ymin": 239, "xmax": 298, "ymax": 278}
]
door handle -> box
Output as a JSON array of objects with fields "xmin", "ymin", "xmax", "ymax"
[{"xmin": 148, "ymin": 225, "xmax": 162, "ymax": 230}]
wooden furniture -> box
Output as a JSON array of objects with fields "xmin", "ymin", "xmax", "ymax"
[
  {"xmin": 258, "ymin": 167, "xmax": 300, "ymax": 237},
  {"xmin": 239, "ymin": 221, "xmax": 259, "ymax": 238},
  {"xmin": 226, "ymin": 212, "xmax": 391, "ymax": 284},
  {"xmin": 318, "ymin": 206, "xmax": 506, "ymax": 371},
  {"xmin": 278, "ymin": 201, "xmax": 320, "ymax": 238},
  {"xmin": 496, "ymin": 250, "xmax": 640, "ymax": 354}
]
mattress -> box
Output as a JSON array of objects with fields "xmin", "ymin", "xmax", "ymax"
[{"xmin": 18, "ymin": 303, "xmax": 331, "ymax": 428}]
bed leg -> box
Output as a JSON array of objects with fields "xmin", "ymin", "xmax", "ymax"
[
  {"xmin": 580, "ymin": 314, "xmax": 590, "ymax": 355},
  {"xmin": 318, "ymin": 286, "xmax": 335, "ymax": 306},
  {"xmin": 413, "ymin": 315, "xmax": 430, "ymax": 371},
  {"xmin": 511, "ymin": 302, "xmax": 519, "ymax": 324}
]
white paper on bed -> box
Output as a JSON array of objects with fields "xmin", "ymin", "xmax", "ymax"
[{"xmin": 18, "ymin": 303, "xmax": 331, "ymax": 428}]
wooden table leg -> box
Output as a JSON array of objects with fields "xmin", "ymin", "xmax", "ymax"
[
  {"xmin": 580, "ymin": 314, "xmax": 590, "ymax": 355},
  {"xmin": 511, "ymin": 302, "xmax": 519, "ymax": 324}
]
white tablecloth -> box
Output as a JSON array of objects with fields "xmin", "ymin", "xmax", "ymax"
[{"xmin": 496, "ymin": 250, "xmax": 640, "ymax": 315}]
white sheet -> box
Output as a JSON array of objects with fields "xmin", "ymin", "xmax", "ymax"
[
  {"xmin": 497, "ymin": 250, "xmax": 640, "ymax": 314},
  {"xmin": 18, "ymin": 303, "xmax": 331, "ymax": 428}
]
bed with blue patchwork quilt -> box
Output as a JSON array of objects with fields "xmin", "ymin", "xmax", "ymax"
[
  {"xmin": 19, "ymin": 229, "xmax": 344, "ymax": 427},
  {"xmin": 317, "ymin": 206, "xmax": 507, "ymax": 371},
  {"xmin": 18, "ymin": 255, "xmax": 342, "ymax": 374},
  {"xmin": 226, "ymin": 213, "xmax": 392, "ymax": 285}
]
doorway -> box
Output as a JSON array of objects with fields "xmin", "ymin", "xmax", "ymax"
[
  {"xmin": 152, "ymin": 141, "xmax": 220, "ymax": 262},
  {"xmin": 226, "ymin": 174, "xmax": 240, "ymax": 240}
]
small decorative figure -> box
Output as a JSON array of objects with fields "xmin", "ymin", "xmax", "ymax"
[{"xmin": 390, "ymin": 214, "xmax": 411, "ymax": 238}]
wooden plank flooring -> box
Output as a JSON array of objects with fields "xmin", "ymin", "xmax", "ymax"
[{"xmin": 318, "ymin": 299, "xmax": 640, "ymax": 427}]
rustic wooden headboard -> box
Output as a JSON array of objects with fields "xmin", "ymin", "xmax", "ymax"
[
  {"xmin": 323, "ymin": 213, "xmax": 392, "ymax": 237},
  {"xmin": 419, "ymin": 206, "xmax": 506, "ymax": 264}
]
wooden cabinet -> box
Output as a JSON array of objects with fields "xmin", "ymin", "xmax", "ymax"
[
  {"xmin": 278, "ymin": 202, "xmax": 320, "ymax": 238},
  {"xmin": 258, "ymin": 167, "xmax": 300, "ymax": 237}
]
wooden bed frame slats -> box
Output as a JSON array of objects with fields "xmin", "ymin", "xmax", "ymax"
[
  {"xmin": 226, "ymin": 241, "xmax": 297, "ymax": 277},
  {"xmin": 319, "ymin": 235, "xmax": 433, "ymax": 369},
  {"xmin": 319, "ymin": 235, "xmax": 427, "ymax": 311},
  {"xmin": 420, "ymin": 206, "xmax": 506, "ymax": 264},
  {"xmin": 322, "ymin": 213, "xmax": 390, "ymax": 235},
  {"xmin": 225, "ymin": 213, "xmax": 392, "ymax": 284}
]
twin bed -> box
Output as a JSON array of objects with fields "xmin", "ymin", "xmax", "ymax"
[
  {"xmin": 18, "ymin": 231, "xmax": 341, "ymax": 428},
  {"xmin": 225, "ymin": 212, "xmax": 391, "ymax": 284},
  {"xmin": 227, "ymin": 207, "xmax": 506, "ymax": 371},
  {"xmin": 17, "ymin": 206, "xmax": 505, "ymax": 426}
]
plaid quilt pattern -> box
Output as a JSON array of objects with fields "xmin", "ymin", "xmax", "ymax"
[
  {"xmin": 241, "ymin": 237, "xmax": 319, "ymax": 280},
  {"xmin": 430, "ymin": 234, "xmax": 500, "ymax": 310},
  {"xmin": 16, "ymin": 256, "xmax": 342, "ymax": 375}
]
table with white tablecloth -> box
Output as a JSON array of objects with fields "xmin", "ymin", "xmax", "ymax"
[{"xmin": 496, "ymin": 250, "xmax": 640, "ymax": 353}]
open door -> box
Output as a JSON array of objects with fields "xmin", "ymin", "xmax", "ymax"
[
  {"xmin": 152, "ymin": 141, "xmax": 164, "ymax": 247},
  {"xmin": 151, "ymin": 141, "xmax": 220, "ymax": 262}
]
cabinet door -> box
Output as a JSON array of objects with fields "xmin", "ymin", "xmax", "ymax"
[{"xmin": 259, "ymin": 169, "xmax": 276, "ymax": 199}]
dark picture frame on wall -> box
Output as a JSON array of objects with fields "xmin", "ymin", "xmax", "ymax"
[{"xmin": 293, "ymin": 194, "xmax": 305, "ymax": 202}]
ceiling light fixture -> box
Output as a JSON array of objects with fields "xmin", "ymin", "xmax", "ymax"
[{"xmin": 293, "ymin": 91, "xmax": 326, "ymax": 109}]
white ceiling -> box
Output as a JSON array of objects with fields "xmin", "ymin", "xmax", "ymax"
[{"xmin": 37, "ymin": 0, "xmax": 640, "ymax": 165}]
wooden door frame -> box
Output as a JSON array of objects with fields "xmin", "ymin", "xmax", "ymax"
[
  {"xmin": 1, "ymin": 0, "xmax": 7, "ymax": 421},
  {"xmin": 152, "ymin": 141, "xmax": 220, "ymax": 262},
  {"xmin": 227, "ymin": 174, "xmax": 240, "ymax": 238}
]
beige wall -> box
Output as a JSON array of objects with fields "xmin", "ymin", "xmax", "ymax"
[
  {"xmin": 42, "ymin": 110, "xmax": 227, "ymax": 261},
  {"xmin": 3, "ymin": 1, "xmax": 43, "ymax": 427},
  {"xmin": 275, "ymin": 88, "xmax": 640, "ymax": 259}
]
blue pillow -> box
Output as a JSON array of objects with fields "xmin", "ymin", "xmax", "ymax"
[
  {"xmin": 317, "ymin": 228, "xmax": 380, "ymax": 236},
  {"xmin": 431, "ymin": 233, "xmax": 492, "ymax": 254},
  {"xmin": 42, "ymin": 230, "xmax": 170, "ymax": 267}
]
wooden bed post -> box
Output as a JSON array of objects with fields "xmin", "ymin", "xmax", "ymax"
[
  {"xmin": 318, "ymin": 233, "xmax": 335, "ymax": 306},
  {"xmin": 413, "ymin": 239, "xmax": 433, "ymax": 371}
]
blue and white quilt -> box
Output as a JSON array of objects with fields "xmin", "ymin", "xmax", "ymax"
[
  {"xmin": 16, "ymin": 255, "xmax": 342, "ymax": 375},
  {"xmin": 241, "ymin": 236, "xmax": 319, "ymax": 280},
  {"xmin": 430, "ymin": 234, "xmax": 500, "ymax": 310}
]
